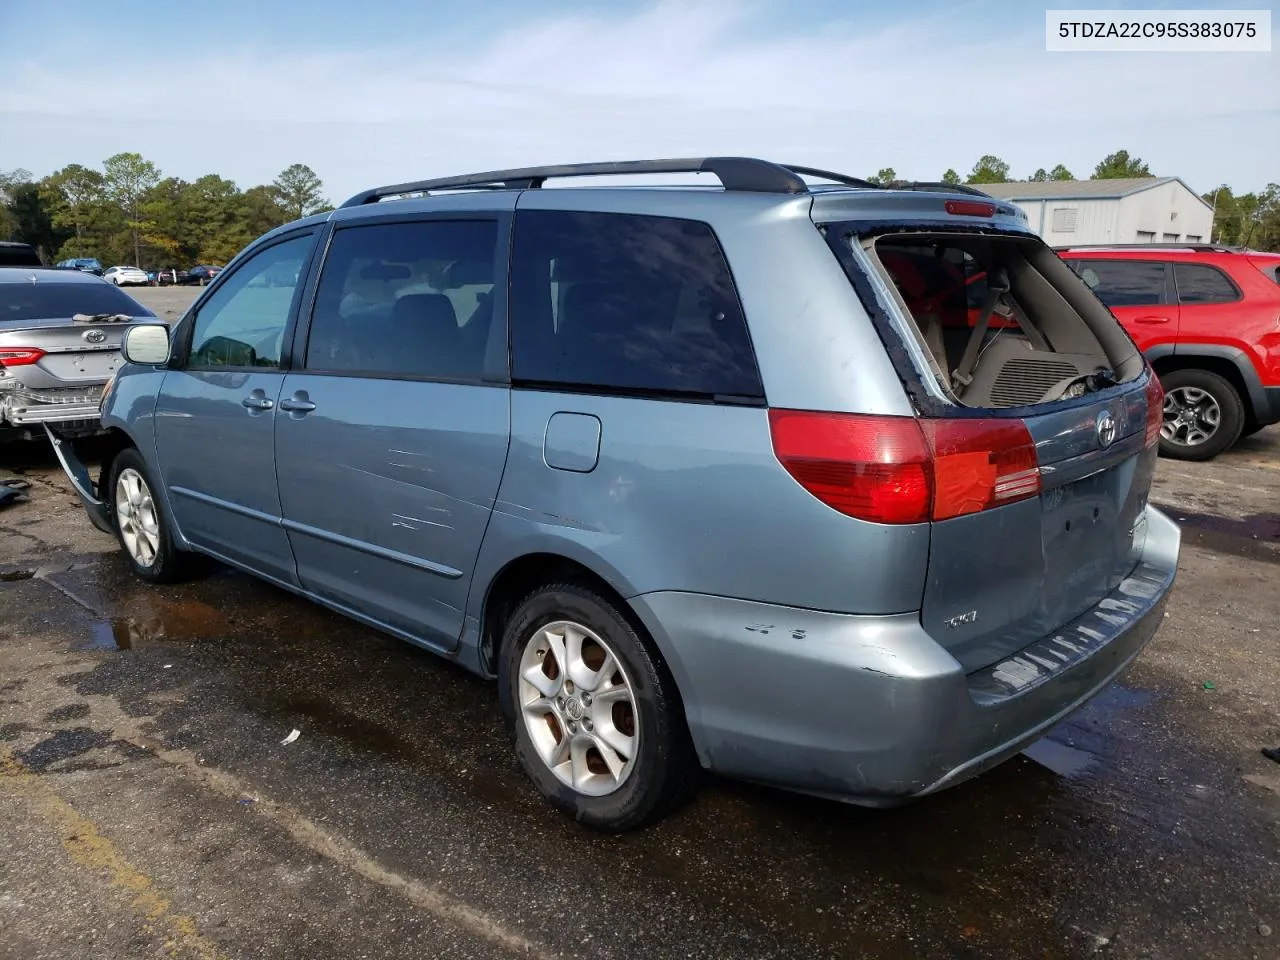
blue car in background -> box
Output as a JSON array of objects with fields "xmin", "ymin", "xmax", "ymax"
[{"xmin": 56, "ymin": 257, "xmax": 104, "ymax": 276}]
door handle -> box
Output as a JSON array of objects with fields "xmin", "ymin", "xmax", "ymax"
[
  {"xmin": 279, "ymin": 396, "xmax": 316, "ymax": 413},
  {"xmin": 241, "ymin": 394, "xmax": 274, "ymax": 410},
  {"xmin": 1133, "ymin": 315, "xmax": 1171, "ymax": 324}
]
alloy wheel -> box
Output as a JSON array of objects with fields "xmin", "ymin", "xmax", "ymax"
[
  {"xmin": 1161, "ymin": 385, "xmax": 1221, "ymax": 448},
  {"xmin": 517, "ymin": 620, "xmax": 639, "ymax": 797},
  {"xmin": 115, "ymin": 467, "xmax": 160, "ymax": 567}
]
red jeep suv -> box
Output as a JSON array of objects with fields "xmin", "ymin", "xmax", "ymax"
[{"xmin": 1057, "ymin": 244, "xmax": 1280, "ymax": 460}]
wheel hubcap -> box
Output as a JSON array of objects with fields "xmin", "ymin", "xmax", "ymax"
[
  {"xmin": 1161, "ymin": 386, "xmax": 1221, "ymax": 447},
  {"xmin": 517, "ymin": 620, "xmax": 639, "ymax": 797},
  {"xmin": 115, "ymin": 467, "xmax": 160, "ymax": 567}
]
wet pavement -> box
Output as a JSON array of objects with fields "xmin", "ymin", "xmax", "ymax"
[{"xmin": 1, "ymin": 424, "xmax": 1278, "ymax": 960}]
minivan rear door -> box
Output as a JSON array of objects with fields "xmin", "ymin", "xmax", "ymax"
[{"xmin": 921, "ymin": 381, "xmax": 1157, "ymax": 672}]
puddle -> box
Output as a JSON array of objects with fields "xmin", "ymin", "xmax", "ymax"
[
  {"xmin": 1021, "ymin": 737, "xmax": 1099, "ymax": 777},
  {"xmin": 1164, "ymin": 507, "xmax": 1280, "ymax": 565},
  {"xmin": 82, "ymin": 597, "xmax": 229, "ymax": 650}
]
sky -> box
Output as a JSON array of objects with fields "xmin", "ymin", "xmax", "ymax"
[{"xmin": 1, "ymin": 0, "xmax": 1277, "ymax": 203}]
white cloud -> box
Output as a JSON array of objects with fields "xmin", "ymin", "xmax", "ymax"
[{"xmin": 2, "ymin": 0, "xmax": 1277, "ymax": 198}]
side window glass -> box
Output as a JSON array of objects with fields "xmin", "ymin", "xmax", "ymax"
[
  {"xmin": 188, "ymin": 234, "xmax": 312, "ymax": 368},
  {"xmin": 305, "ymin": 220, "xmax": 498, "ymax": 380},
  {"xmin": 1174, "ymin": 263, "xmax": 1239, "ymax": 304},
  {"xmin": 1076, "ymin": 260, "xmax": 1167, "ymax": 307},
  {"xmin": 509, "ymin": 210, "xmax": 764, "ymax": 399}
]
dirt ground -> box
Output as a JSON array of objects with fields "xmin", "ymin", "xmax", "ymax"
[{"xmin": 1, "ymin": 285, "xmax": 1277, "ymax": 959}]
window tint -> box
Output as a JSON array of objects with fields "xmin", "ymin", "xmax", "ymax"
[
  {"xmin": 0, "ymin": 281, "xmax": 155, "ymax": 323},
  {"xmin": 305, "ymin": 220, "xmax": 497, "ymax": 380},
  {"xmin": 509, "ymin": 210, "xmax": 763, "ymax": 399},
  {"xmin": 1174, "ymin": 263, "xmax": 1239, "ymax": 304},
  {"xmin": 1075, "ymin": 260, "xmax": 1167, "ymax": 307},
  {"xmin": 188, "ymin": 233, "xmax": 312, "ymax": 368}
]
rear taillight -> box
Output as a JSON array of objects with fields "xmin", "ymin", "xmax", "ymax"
[
  {"xmin": 769, "ymin": 410, "xmax": 1041, "ymax": 525},
  {"xmin": 1144, "ymin": 372, "xmax": 1165, "ymax": 447},
  {"xmin": 0, "ymin": 347, "xmax": 44, "ymax": 367}
]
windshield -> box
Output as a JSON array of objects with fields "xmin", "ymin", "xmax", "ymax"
[{"xmin": 0, "ymin": 282, "xmax": 155, "ymax": 323}]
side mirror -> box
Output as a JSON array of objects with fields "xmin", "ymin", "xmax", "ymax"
[{"xmin": 122, "ymin": 323, "xmax": 171, "ymax": 365}]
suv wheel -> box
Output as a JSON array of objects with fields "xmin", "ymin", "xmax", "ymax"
[
  {"xmin": 107, "ymin": 448, "xmax": 196, "ymax": 583},
  {"xmin": 498, "ymin": 582, "xmax": 697, "ymax": 831},
  {"xmin": 1158, "ymin": 369, "xmax": 1244, "ymax": 461}
]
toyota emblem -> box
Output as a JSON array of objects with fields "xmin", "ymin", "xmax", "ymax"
[
  {"xmin": 83, "ymin": 329, "xmax": 107, "ymax": 344},
  {"xmin": 1096, "ymin": 410, "xmax": 1117, "ymax": 449}
]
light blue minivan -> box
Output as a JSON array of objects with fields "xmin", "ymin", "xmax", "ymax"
[{"xmin": 50, "ymin": 158, "xmax": 1179, "ymax": 831}]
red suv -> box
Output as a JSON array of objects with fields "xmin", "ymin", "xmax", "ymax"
[{"xmin": 1056, "ymin": 244, "xmax": 1280, "ymax": 460}]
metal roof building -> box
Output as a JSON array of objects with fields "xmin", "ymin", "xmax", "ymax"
[{"xmin": 980, "ymin": 177, "xmax": 1214, "ymax": 247}]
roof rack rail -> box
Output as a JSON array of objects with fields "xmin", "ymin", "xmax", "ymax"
[
  {"xmin": 1052, "ymin": 242, "xmax": 1242, "ymax": 252},
  {"xmin": 780, "ymin": 165, "xmax": 878, "ymax": 189},
  {"xmin": 339, "ymin": 157, "xmax": 809, "ymax": 207},
  {"xmin": 884, "ymin": 180, "xmax": 993, "ymax": 198}
]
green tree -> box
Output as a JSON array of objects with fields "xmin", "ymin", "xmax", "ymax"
[
  {"xmin": 868, "ymin": 167, "xmax": 897, "ymax": 186},
  {"xmin": 941, "ymin": 168, "xmax": 961, "ymax": 185},
  {"xmin": 181, "ymin": 174, "xmax": 251, "ymax": 264},
  {"xmin": 103, "ymin": 152, "xmax": 162, "ymax": 265},
  {"xmin": 41, "ymin": 163, "xmax": 108, "ymax": 244},
  {"xmin": 1091, "ymin": 150, "xmax": 1152, "ymax": 179},
  {"xmin": 0, "ymin": 168, "xmax": 33, "ymax": 241},
  {"xmin": 1029, "ymin": 168, "xmax": 1050, "ymax": 182},
  {"xmin": 139, "ymin": 177, "xmax": 189, "ymax": 267},
  {"xmin": 239, "ymin": 184, "xmax": 289, "ymax": 239},
  {"xmin": 1049, "ymin": 164, "xmax": 1074, "ymax": 181},
  {"xmin": 966, "ymin": 155, "xmax": 1011, "ymax": 184},
  {"xmin": 273, "ymin": 163, "xmax": 328, "ymax": 221},
  {"xmin": 5, "ymin": 183, "xmax": 68, "ymax": 260}
]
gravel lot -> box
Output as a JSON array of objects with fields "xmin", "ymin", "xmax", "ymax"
[{"xmin": 1, "ymin": 284, "xmax": 1277, "ymax": 959}]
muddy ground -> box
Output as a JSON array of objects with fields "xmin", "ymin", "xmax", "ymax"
[{"xmin": 1, "ymin": 286, "xmax": 1277, "ymax": 959}]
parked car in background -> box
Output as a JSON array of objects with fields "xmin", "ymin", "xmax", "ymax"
[
  {"xmin": 50, "ymin": 158, "xmax": 1178, "ymax": 831},
  {"xmin": 151, "ymin": 267, "xmax": 188, "ymax": 286},
  {"xmin": 0, "ymin": 267, "xmax": 158, "ymax": 441},
  {"xmin": 0, "ymin": 242, "xmax": 42, "ymax": 267},
  {"xmin": 182, "ymin": 264, "xmax": 222, "ymax": 286},
  {"xmin": 56, "ymin": 257, "xmax": 104, "ymax": 276},
  {"xmin": 103, "ymin": 265, "xmax": 150, "ymax": 287},
  {"xmin": 1056, "ymin": 244, "xmax": 1280, "ymax": 460}
]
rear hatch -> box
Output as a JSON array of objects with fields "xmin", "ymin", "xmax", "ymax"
[
  {"xmin": 922, "ymin": 382, "xmax": 1159, "ymax": 672},
  {"xmin": 814, "ymin": 195, "xmax": 1162, "ymax": 673}
]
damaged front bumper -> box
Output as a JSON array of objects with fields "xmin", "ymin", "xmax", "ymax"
[{"xmin": 43, "ymin": 424, "xmax": 114, "ymax": 535}]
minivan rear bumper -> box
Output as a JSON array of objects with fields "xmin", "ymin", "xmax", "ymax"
[{"xmin": 629, "ymin": 505, "xmax": 1179, "ymax": 805}]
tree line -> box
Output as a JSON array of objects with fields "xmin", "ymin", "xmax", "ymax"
[
  {"xmin": 2, "ymin": 149, "xmax": 1278, "ymax": 260},
  {"xmin": 0, "ymin": 154, "xmax": 331, "ymax": 269},
  {"xmin": 869, "ymin": 149, "xmax": 1279, "ymax": 250}
]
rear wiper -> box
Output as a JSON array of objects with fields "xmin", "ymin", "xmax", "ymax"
[{"xmin": 73, "ymin": 313, "xmax": 132, "ymax": 324}]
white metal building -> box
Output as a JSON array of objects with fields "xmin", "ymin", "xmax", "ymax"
[{"xmin": 980, "ymin": 178, "xmax": 1214, "ymax": 247}]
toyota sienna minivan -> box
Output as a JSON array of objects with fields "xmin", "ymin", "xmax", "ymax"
[{"xmin": 49, "ymin": 158, "xmax": 1180, "ymax": 831}]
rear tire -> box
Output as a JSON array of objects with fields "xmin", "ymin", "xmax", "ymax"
[
  {"xmin": 498, "ymin": 582, "xmax": 698, "ymax": 832},
  {"xmin": 107, "ymin": 448, "xmax": 198, "ymax": 583},
  {"xmin": 1157, "ymin": 369, "xmax": 1244, "ymax": 461}
]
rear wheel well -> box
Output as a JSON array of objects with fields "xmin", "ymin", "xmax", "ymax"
[
  {"xmin": 94, "ymin": 428, "xmax": 135, "ymax": 500},
  {"xmin": 480, "ymin": 554, "xmax": 640, "ymax": 677},
  {"xmin": 1150, "ymin": 355, "xmax": 1255, "ymax": 428}
]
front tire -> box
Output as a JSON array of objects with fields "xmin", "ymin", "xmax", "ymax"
[
  {"xmin": 1158, "ymin": 369, "xmax": 1244, "ymax": 461},
  {"xmin": 498, "ymin": 583, "xmax": 697, "ymax": 832},
  {"xmin": 107, "ymin": 448, "xmax": 195, "ymax": 583}
]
